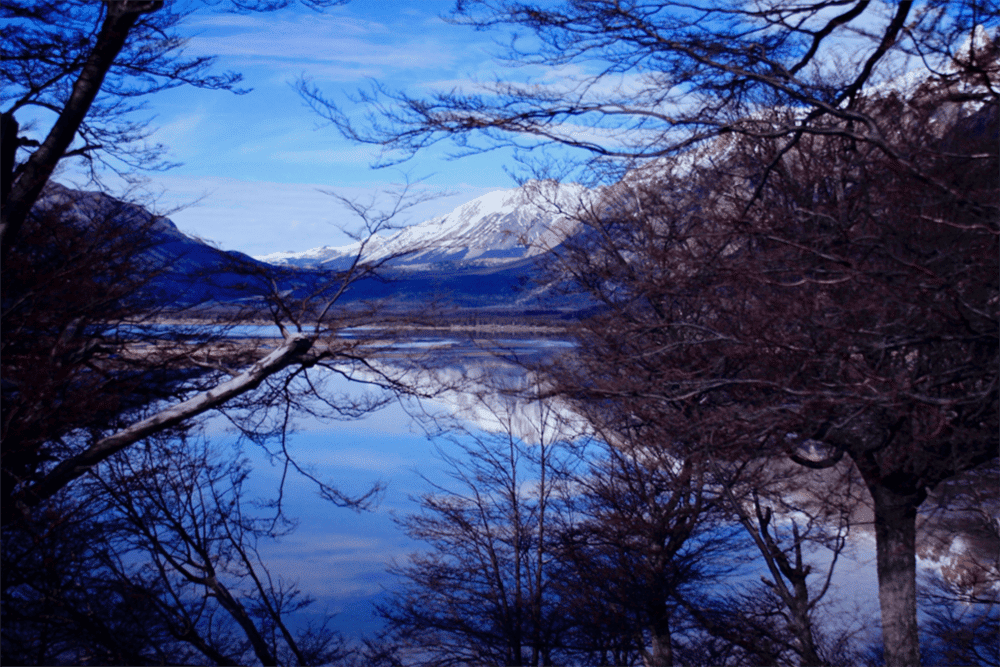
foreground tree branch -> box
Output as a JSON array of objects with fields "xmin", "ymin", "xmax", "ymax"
[
  {"xmin": 306, "ymin": 0, "xmax": 998, "ymax": 193},
  {"xmin": 0, "ymin": 1, "xmax": 163, "ymax": 255},
  {"xmin": 11, "ymin": 332, "xmax": 317, "ymax": 519}
]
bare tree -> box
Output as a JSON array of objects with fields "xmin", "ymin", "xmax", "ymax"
[
  {"xmin": 1, "ymin": 2, "xmax": 454, "ymax": 663},
  {"xmin": 304, "ymin": 10, "xmax": 997, "ymax": 662},
  {"xmin": 92, "ymin": 432, "xmax": 351, "ymax": 666},
  {"xmin": 372, "ymin": 375, "xmax": 745, "ymax": 667},
  {"xmin": 1, "ymin": 494, "xmax": 200, "ymax": 665},
  {"xmin": 555, "ymin": 437, "xmax": 724, "ymax": 667},
  {"xmin": 0, "ymin": 0, "xmax": 350, "ymax": 515},
  {"xmin": 0, "ymin": 0, "xmax": 350, "ymax": 256},
  {"xmin": 543, "ymin": 358, "xmax": 868, "ymax": 667},
  {"xmin": 0, "ymin": 186, "xmax": 211, "ymax": 523},
  {"xmin": 0, "ymin": 186, "xmax": 431, "ymax": 661},
  {"xmin": 302, "ymin": 0, "xmax": 997, "ymax": 188},
  {"xmin": 372, "ymin": 386, "xmax": 574, "ymax": 667},
  {"xmin": 699, "ymin": 457, "xmax": 869, "ymax": 667},
  {"xmin": 0, "ymin": 179, "xmax": 442, "ymax": 663},
  {"xmin": 2, "ymin": 169, "xmax": 449, "ymax": 523},
  {"xmin": 2, "ymin": 429, "xmax": 352, "ymax": 666},
  {"xmin": 542, "ymin": 66, "xmax": 997, "ymax": 666}
]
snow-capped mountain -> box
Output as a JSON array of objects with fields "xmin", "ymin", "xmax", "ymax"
[
  {"xmin": 256, "ymin": 180, "xmax": 592, "ymax": 270},
  {"xmin": 31, "ymin": 181, "xmax": 596, "ymax": 314}
]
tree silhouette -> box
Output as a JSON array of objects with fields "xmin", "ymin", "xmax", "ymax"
[
  {"xmin": 546, "ymin": 70, "xmax": 997, "ymax": 665},
  {"xmin": 1, "ymin": 0, "xmax": 347, "ymax": 256},
  {"xmin": 374, "ymin": 391, "xmax": 572, "ymax": 667}
]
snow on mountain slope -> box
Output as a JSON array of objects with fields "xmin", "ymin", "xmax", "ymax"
[{"xmin": 256, "ymin": 180, "xmax": 592, "ymax": 270}]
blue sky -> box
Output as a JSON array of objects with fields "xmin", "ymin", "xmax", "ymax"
[
  {"xmin": 38, "ymin": 0, "xmax": 929, "ymax": 257},
  {"xmin": 66, "ymin": 1, "xmax": 531, "ymax": 256}
]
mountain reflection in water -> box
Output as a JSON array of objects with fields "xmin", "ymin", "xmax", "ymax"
[
  {"xmin": 202, "ymin": 332, "xmax": 885, "ymax": 647},
  {"xmin": 205, "ymin": 333, "xmax": 579, "ymax": 640}
]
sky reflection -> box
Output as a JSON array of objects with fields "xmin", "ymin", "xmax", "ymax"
[
  {"xmin": 206, "ymin": 344, "xmax": 884, "ymax": 647},
  {"xmin": 213, "ymin": 368, "xmax": 472, "ymax": 640}
]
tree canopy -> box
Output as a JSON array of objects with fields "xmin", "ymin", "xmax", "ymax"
[{"xmin": 303, "ymin": 0, "xmax": 998, "ymax": 181}]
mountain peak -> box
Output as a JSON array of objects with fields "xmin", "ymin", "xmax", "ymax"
[{"xmin": 256, "ymin": 180, "xmax": 592, "ymax": 271}]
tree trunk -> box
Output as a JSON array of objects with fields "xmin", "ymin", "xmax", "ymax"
[
  {"xmin": 869, "ymin": 483, "xmax": 923, "ymax": 667},
  {"xmin": 643, "ymin": 612, "xmax": 673, "ymax": 667},
  {"xmin": 0, "ymin": 2, "xmax": 163, "ymax": 258},
  {"xmin": 1, "ymin": 112, "xmax": 18, "ymax": 207}
]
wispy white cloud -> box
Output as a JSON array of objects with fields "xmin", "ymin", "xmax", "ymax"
[
  {"xmin": 257, "ymin": 531, "xmax": 409, "ymax": 598},
  {"xmin": 149, "ymin": 108, "xmax": 210, "ymax": 152},
  {"xmin": 184, "ymin": 12, "xmax": 461, "ymax": 81},
  {"xmin": 186, "ymin": 9, "xmax": 387, "ymax": 37},
  {"xmin": 292, "ymin": 447, "xmax": 420, "ymax": 474},
  {"xmin": 67, "ymin": 3, "xmax": 525, "ymax": 255}
]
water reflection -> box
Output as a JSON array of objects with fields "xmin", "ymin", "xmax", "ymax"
[
  {"xmin": 213, "ymin": 335, "xmax": 889, "ymax": 649},
  {"xmin": 210, "ymin": 336, "xmax": 580, "ymax": 640}
]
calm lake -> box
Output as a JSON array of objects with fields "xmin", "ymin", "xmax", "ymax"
[
  {"xmin": 201, "ymin": 330, "xmax": 583, "ymax": 639},
  {"xmin": 198, "ymin": 330, "xmax": 884, "ymax": 647}
]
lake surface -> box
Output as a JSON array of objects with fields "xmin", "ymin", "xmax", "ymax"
[
  {"xmin": 204, "ymin": 332, "xmax": 582, "ymax": 640},
  {"xmin": 235, "ymin": 397, "xmax": 451, "ymax": 639},
  {"xmin": 200, "ymin": 332, "xmax": 887, "ymax": 649}
]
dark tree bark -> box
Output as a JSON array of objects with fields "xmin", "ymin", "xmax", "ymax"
[
  {"xmin": 870, "ymin": 484, "xmax": 923, "ymax": 667},
  {"xmin": 0, "ymin": 1, "xmax": 163, "ymax": 257}
]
